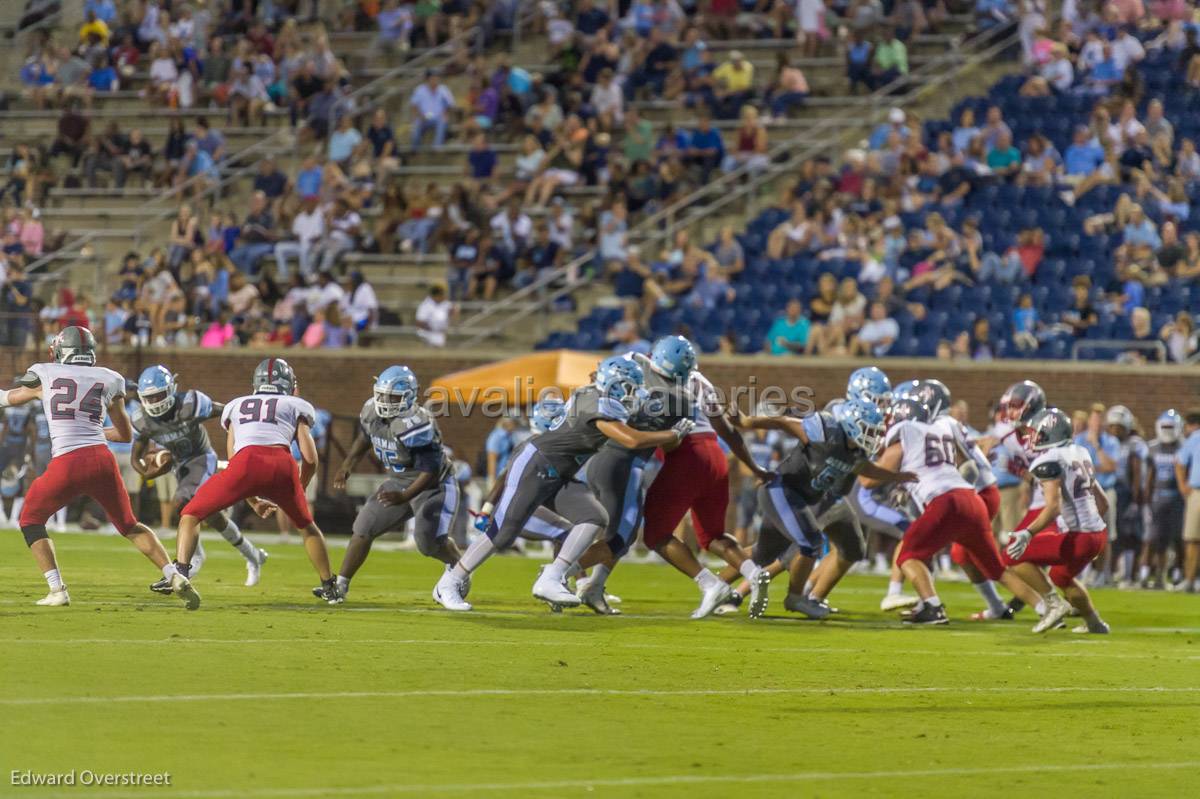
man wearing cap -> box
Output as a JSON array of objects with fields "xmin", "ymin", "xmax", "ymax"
[
  {"xmin": 711, "ymin": 49, "xmax": 754, "ymax": 117},
  {"xmin": 869, "ymin": 107, "xmax": 911, "ymax": 150},
  {"xmin": 408, "ymin": 69, "xmax": 456, "ymax": 149}
]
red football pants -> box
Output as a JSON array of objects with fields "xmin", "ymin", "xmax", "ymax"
[
  {"xmin": 21, "ymin": 444, "xmax": 137, "ymax": 534},
  {"xmin": 899, "ymin": 488, "xmax": 1005, "ymax": 581},
  {"xmin": 642, "ymin": 433, "xmax": 729, "ymax": 550},
  {"xmin": 1002, "ymin": 529, "xmax": 1107, "ymax": 588},
  {"xmin": 182, "ymin": 445, "xmax": 313, "ymax": 527}
]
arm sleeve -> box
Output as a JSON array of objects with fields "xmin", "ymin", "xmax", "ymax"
[{"xmin": 801, "ymin": 414, "xmax": 825, "ymax": 442}]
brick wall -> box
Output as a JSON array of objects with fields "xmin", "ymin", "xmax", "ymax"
[{"xmin": 4, "ymin": 348, "xmax": 1197, "ymax": 466}]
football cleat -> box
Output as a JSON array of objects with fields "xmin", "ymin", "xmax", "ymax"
[
  {"xmin": 532, "ymin": 567, "xmax": 581, "ymax": 608},
  {"xmin": 784, "ymin": 592, "xmax": 831, "ymax": 619},
  {"xmin": 432, "ymin": 570, "xmax": 472, "ymax": 611},
  {"xmin": 316, "ymin": 579, "xmax": 344, "ymax": 605},
  {"xmin": 36, "ymin": 588, "xmax": 70, "ymax": 606},
  {"xmin": 902, "ymin": 602, "xmax": 949, "ymax": 625},
  {"xmin": 245, "ymin": 548, "xmax": 269, "ymax": 587},
  {"xmin": 172, "ymin": 573, "xmax": 201, "ymax": 610},
  {"xmin": 1072, "ymin": 620, "xmax": 1111, "ymax": 634},
  {"xmin": 691, "ymin": 578, "xmax": 732, "ymax": 619},
  {"xmin": 881, "ymin": 593, "xmax": 920, "ymax": 612},
  {"xmin": 969, "ymin": 606, "xmax": 1015, "ymax": 621},
  {"xmin": 149, "ymin": 577, "xmax": 173, "ymax": 595},
  {"xmin": 1032, "ymin": 593, "xmax": 1071, "ymax": 633},
  {"xmin": 576, "ymin": 575, "xmax": 620, "ymax": 615},
  {"xmin": 747, "ymin": 568, "xmax": 772, "ymax": 619}
]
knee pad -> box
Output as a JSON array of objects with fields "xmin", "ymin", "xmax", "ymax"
[{"xmin": 22, "ymin": 524, "xmax": 48, "ymax": 546}]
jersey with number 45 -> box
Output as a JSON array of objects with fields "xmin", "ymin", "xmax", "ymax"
[
  {"xmin": 1029, "ymin": 443, "xmax": 1105, "ymax": 533},
  {"xmin": 21, "ymin": 362, "xmax": 127, "ymax": 457},
  {"xmin": 886, "ymin": 417, "xmax": 972, "ymax": 510},
  {"xmin": 358, "ymin": 399, "xmax": 451, "ymax": 484},
  {"xmin": 221, "ymin": 393, "xmax": 316, "ymax": 454}
]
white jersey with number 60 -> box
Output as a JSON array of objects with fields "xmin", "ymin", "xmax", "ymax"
[
  {"xmin": 886, "ymin": 418, "xmax": 972, "ymax": 509},
  {"xmin": 25, "ymin": 362, "xmax": 127, "ymax": 457},
  {"xmin": 221, "ymin": 393, "xmax": 316, "ymax": 454}
]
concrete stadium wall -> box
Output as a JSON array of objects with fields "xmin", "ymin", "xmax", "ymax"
[{"xmin": 1, "ymin": 347, "xmax": 1196, "ymax": 465}]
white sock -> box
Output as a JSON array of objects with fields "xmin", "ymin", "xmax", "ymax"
[
  {"xmin": 220, "ymin": 521, "xmax": 257, "ymax": 562},
  {"xmin": 874, "ymin": 552, "xmax": 889, "ymax": 572},
  {"xmin": 552, "ymin": 523, "xmax": 601, "ymax": 576},
  {"xmin": 887, "ymin": 580, "xmax": 904, "ymax": 597},
  {"xmin": 563, "ymin": 562, "xmax": 582, "ymax": 580},
  {"xmin": 452, "ymin": 535, "xmax": 494, "ymax": 580},
  {"xmin": 694, "ymin": 569, "xmax": 719, "ymax": 591},
  {"xmin": 1137, "ymin": 564, "xmax": 1150, "ymax": 582},
  {"xmin": 335, "ymin": 575, "xmax": 349, "ymax": 595},
  {"xmin": 592, "ymin": 563, "xmax": 612, "ymax": 589},
  {"xmin": 1034, "ymin": 600, "xmax": 1047, "ymax": 616},
  {"xmin": 738, "ymin": 559, "xmax": 760, "ymax": 580},
  {"xmin": 44, "ymin": 569, "xmax": 63, "ymax": 592},
  {"xmin": 802, "ymin": 580, "xmax": 814, "ymax": 596},
  {"xmin": 925, "ymin": 595, "xmax": 943, "ymax": 608},
  {"xmin": 972, "ymin": 580, "xmax": 1007, "ymax": 616},
  {"xmin": 161, "ymin": 563, "xmax": 180, "ymax": 580}
]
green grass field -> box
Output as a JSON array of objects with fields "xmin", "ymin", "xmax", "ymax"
[{"xmin": 2, "ymin": 530, "xmax": 1199, "ymax": 799}]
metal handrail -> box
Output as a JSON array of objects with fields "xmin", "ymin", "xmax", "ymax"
[
  {"xmin": 26, "ymin": 20, "xmax": 483, "ymax": 281},
  {"xmin": 1071, "ymin": 339, "xmax": 1169, "ymax": 362},
  {"xmin": 457, "ymin": 22, "xmax": 1018, "ymax": 345}
]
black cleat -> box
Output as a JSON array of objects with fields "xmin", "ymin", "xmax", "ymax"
[
  {"xmin": 902, "ymin": 602, "xmax": 949, "ymax": 626},
  {"xmin": 315, "ymin": 579, "xmax": 344, "ymax": 605},
  {"xmin": 149, "ymin": 577, "xmax": 173, "ymax": 595}
]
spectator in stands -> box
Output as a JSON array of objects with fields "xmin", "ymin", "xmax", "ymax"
[
  {"xmin": 228, "ymin": 191, "xmax": 277, "ymax": 276},
  {"xmin": 167, "ymin": 205, "xmax": 200, "ymax": 270},
  {"xmin": 375, "ymin": 0, "xmax": 414, "ymax": 54},
  {"xmin": 344, "ymin": 271, "xmax": 379, "ymax": 335},
  {"xmin": 764, "ymin": 298, "xmax": 812, "ymax": 355},
  {"xmin": 608, "ymin": 318, "xmax": 651, "ymax": 355},
  {"xmin": 312, "ymin": 197, "xmax": 362, "ymax": 272},
  {"xmin": 365, "ymin": 109, "xmax": 399, "ymax": 181},
  {"xmin": 226, "ymin": 62, "xmax": 269, "ymax": 126},
  {"xmin": 629, "ymin": 27, "xmax": 677, "ymax": 99},
  {"xmin": 709, "ymin": 49, "xmax": 754, "ymax": 118},
  {"xmin": 686, "ymin": 114, "xmax": 724, "ymax": 182},
  {"xmin": 591, "ymin": 68, "xmax": 625, "ymax": 131},
  {"xmin": 850, "ymin": 301, "xmax": 899, "ymax": 356},
  {"xmin": 416, "ymin": 283, "xmax": 455, "ymax": 347},
  {"xmin": 986, "ymin": 130, "xmax": 1022, "ymax": 179},
  {"xmin": 871, "ymin": 27, "xmax": 908, "ymax": 89},
  {"xmin": 490, "ymin": 197, "xmax": 533, "ymax": 273},
  {"xmin": 1019, "ymin": 133, "xmax": 1061, "ymax": 186},
  {"xmin": 47, "ymin": 102, "xmax": 89, "ymax": 167},
  {"xmin": 845, "ymin": 29, "xmax": 874, "ymax": 94},
  {"xmin": 409, "ymin": 69, "xmax": 456, "ymax": 149},
  {"xmin": 722, "ymin": 105, "xmax": 769, "ymax": 176},
  {"xmin": 1160, "ymin": 310, "xmax": 1198, "ymax": 362},
  {"xmin": 467, "ymin": 133, "xmax": 498, "ymax": 180},
  {"xmin": 273, "ymin": 196, "xmax": 324, "ymax": 280}
]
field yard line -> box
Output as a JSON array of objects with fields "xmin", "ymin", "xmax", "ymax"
[
  {"xmin": 31, "ymin": 760, "xmax": 1200, "ymax": 798},
  {"xmin": 1, "ymin": 637, "xmax": 1196, "ymax": 662},
  {"xmin": 5, "ymin": 685, "xmax": 1200, "ymax": 707}
]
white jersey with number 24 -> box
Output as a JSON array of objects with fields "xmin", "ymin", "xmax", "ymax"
[
  {"xmin": 27, "ymin": 362, "xmax": 127, "ymax": 458},
  {"xmin": 221, "ymin": 393, "xmax": 316, "ymax": 454}
]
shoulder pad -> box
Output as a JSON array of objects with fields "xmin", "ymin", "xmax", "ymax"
[
  {"xmin": 16, "ymin": 369, "xmax": 40, "ymax": 388},
  {"xmin": 597, "ymin": 396, "xmax": 630, "ymax": 423},
  {"xmin": 129, "ymin": 404, "xmax": 147, "ymax": 431},
  {"xmin": 1032, "ymin": 459, "xmax": 1065, "ymax": 481}
]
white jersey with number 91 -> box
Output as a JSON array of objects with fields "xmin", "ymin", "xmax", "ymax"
[
  {"xmin": 886, "ymin": 417, "xmax": 972, "ymax": 509},
  {"xmin": 26, "ymin": 362, "xmax": 127, "ymax": 458},
  {"xmin": 221, "ymin": 393, "xmax": 316, "ymax": 454}
]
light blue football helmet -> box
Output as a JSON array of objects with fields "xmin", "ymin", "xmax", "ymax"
[
  {"xmin": 1157, "ymin": 409, "xmax": 1183, "ymax": 444},
  {"xmin": 530, "ymin": 398, "xmax": 567, "ymax": 434},
  {"xmin": 137, "ymin": 365, "xmax": 177, "ymax": 417},
  {"xmin": 595, "ymin": 355, "xmax": 646, "ymax": 413},
  {"xmin": 846, "ymin": 366, "xmax": 892, "ymax": 406},
  {"xmin": 837, "ymin": 396, "xmax": 886, "ymax": 456},
  {"xmin": 649, "ymin": 335, "xmax": 697, "ymax": 382},
  {"xmin": 373, "ymin": 365, "xmax": 419, "ymax": 418}
]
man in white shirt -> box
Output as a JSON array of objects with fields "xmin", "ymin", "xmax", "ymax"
[
  {"xmin": 489, "ymin": 199, "xmax": 532, "ymax": 269},
  {"xmin": 345, "ymin": 271, "xmax": 378, "ymax": 332},
  {"xmin": 273, "ymin": 197, "xmax": 325, "ymax": 280},
  {"xmin": 311, "ymin": 198, "xmax": 362, "ymax": 273},
  {"xmin": 409, "ymin": 69, "xmax": 456, "ymax": 149},
  {"xmin": 307, "ymin": 270, "xmax": 346, "ymax": 315},
  {"xmin": 415, "ymin": 284, "xmax": 455, "ymax": 347},
  {"xmin": 851, "ymin": 301, "xmax": 899, "ymax": 356}
]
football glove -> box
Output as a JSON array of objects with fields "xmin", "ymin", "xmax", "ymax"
[
  {"xmin": 473, "ymin": 502, "xmax": 495, "ymax": 532},
  {"xmin": 671, "ymin": 418, "xmax": 695, "ymax": 440},
  {"xmin": 1005, "ymin": 529, "xmax": 1032, "ymax": 560}
]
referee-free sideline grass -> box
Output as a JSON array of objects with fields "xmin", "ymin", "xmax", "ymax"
[{"xmin": 1, "ymin": 530, "xmax": 1198, "ymax": 799}]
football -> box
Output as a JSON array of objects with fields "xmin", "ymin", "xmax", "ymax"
[{"xmin": 153, "ymin": 450, "xmax": 173, "ymax": 469}]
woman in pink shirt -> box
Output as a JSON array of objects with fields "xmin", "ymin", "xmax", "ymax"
[
  {"xmin": 18, "ymin": 208, "xmax": 44, "ymax": 256},
  {"xmin": 200, "ymin": 312, "xmax": 235, "ymax": 347}
]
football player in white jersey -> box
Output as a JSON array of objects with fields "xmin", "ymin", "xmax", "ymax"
[
  {"xmin": 169, "ymin": 358, "xmax": 340, "ymax": 609},
  {"xmin": 0, "ymin": 327, "xmax": 182, "ymax": 606},
  {"xmin": 863, "ymin": 396, "xmax": 1070, "ymax": 628},
  {"xmin": 1001, "ymin": 408, "xmax": 1111, "ymax": 633}
]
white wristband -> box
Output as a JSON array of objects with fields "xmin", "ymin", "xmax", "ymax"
[
  {"xmin": 481, "ymin": 501, "xmax": 495, "ymax": 516},
  {"xmin": 0, "ymin": 389, "xmax": 11, "ymax": 408}
]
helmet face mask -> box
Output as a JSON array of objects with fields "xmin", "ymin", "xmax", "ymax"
[
  {"xmin": 1157, "ymin": 410, "xmax": 1182, "ymax": 444},
  {"xmin": 595, "ymin": 355, "xmax": 647, "ymax": 414},
  {"xmin": 137, "ymin": 365, "xmax": 176, "ymax": 417},
  {"xmin": 838, "ymin": 397, "xmax": 885, "ymax": 456},
  {"xmin": 373, "ymin": 365, "xmax": 418, "ymax": 419},
  {"xmin": 530, "ymin": 398, "xmax": 566, "ymax": 434}
]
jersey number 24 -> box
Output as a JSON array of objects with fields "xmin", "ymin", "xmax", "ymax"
[{"xmin": 49, "ymin": 378, "xmax": 105, "ymax": 423}]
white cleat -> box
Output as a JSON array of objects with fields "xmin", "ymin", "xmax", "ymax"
[
  {"xmin": 881, "ymin": 593, "xmax": 920, "ymax": 612},
  {"xmin": 36, "ymin": 588, "xmax": 70, "ymax": 606},
  {"xmin": 1032, "ymin": 593, "xmax": 1071, "ymax": 634},
  {"xmin": 713, "ymin": 600, "xmax": 742, "ymax": 616},
  {"xmin": 604, "ymin": 592, "xmax": 622, "ymax": 605},
  {"xmin": 747, "ymin": 568, "xmax": 772, "ymax": 619},
  {"xmin": 1071, "ymin": 622, "xmax": 1111, "ymax": 634},
  {"xmin": 432, "ymin": 570, "xmax": 472, "ymax": 612},
  {"xmin": 245, "ymin": 548, "xmax": 268, "ymax": 587},
  {"xmin": 171, "ymin": 573, "xmax": 201, "ymax": 610},
  {"xmin": 576, "ymin": 575, "xmax": 620, "ymax": 615},
  {"xmin": 532, "ymin": 567, "xmax": 581, "ymax": 608},
  {"xmin": 691, "ymin": 578, "xmax": 732, "ymax": 619}
]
